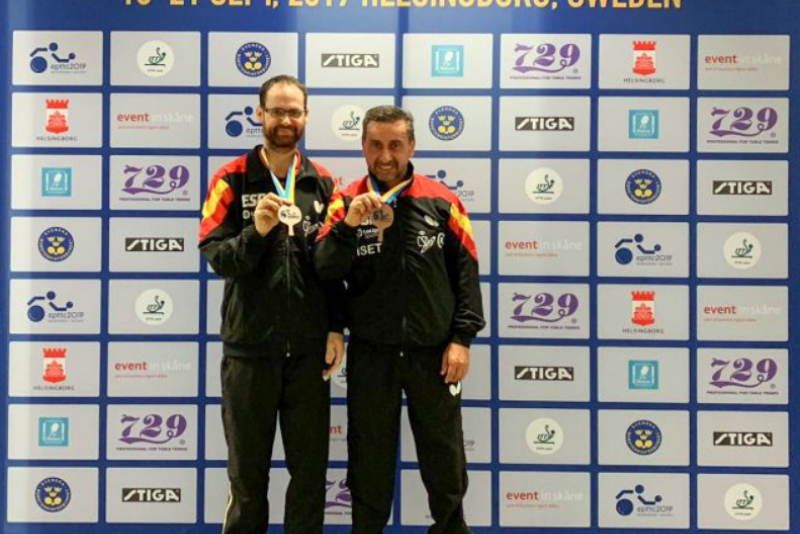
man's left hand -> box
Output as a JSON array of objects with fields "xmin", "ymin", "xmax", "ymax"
[
  {"xmin": 441, "ymin": 342, "xmax": 470, "ymax": 384},
  {"xmin": 323, "ymin": 332, "xmax": 345, "ymax": 380}
]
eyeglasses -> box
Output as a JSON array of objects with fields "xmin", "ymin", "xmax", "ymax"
[{"xmin": 262, "ymin": 107, "xmax": 305, "ymax": 120}]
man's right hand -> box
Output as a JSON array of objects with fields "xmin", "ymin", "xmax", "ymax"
[
  {"xmin": 254, "ymin": 193, "xmax": 288, "ymax": 237},
  {"xmin": 344, "ymin": 192, "xmax": 383, "ymax": 228}
]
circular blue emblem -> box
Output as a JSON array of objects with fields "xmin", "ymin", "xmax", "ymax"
[
  {"xmin": 236, "ymin": 43, "xmax": 271, "ymax": 77},
  {"xmin": 38, "ymin": 227, "xmax": 74, "ymax": 262},
  {"xmin": 625, "ymin": 169, "xmax": 662, "ymax": 205},
  {"xmin": 429, "ymin": 106, "xmax": 465, "ymax": 141},
  {"xmin": 35, "ymin": 477, "xmax": 71, "ymax": 512},
  {"xmin": 626, "ymin": 419, "xmax": 662, "ymax": 455}
]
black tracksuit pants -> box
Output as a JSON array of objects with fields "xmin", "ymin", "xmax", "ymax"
[
  {"xmin": 346, "ymin": 337, "xmax": 469, "ymax": 534},
  {"xmin": 221, "ymin": 350, "xmax": 331, "ymax": 534}
]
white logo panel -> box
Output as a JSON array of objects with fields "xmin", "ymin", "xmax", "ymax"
[
  {"xmin": 108, "ymin": 342, "xmax": 198, "ymax": 398},
  {"xmin": 110, "ymin": 31, "xmax": 200, "ymax": 86},
  {"xmin": 499, "ymin": 221, "xmax": 589, "ymax": 276},
  {"xmin": 697, "ymin": 285, "xmax": 788, "ymax": 342},
  {"xmin": 12, "ymin": 92, "xmax": 102, "ymax": 148},
  {"xmin": 698, "ymin": 35, "xmax": 790, "ymax": 91},
  {"xmin": 9, "ymin": 279, "xmax": 101, "ymax": 335},
  {"xmin": 110, "ymin": 217, "xmax": 200, "ymax": 273},
  {"xmin": 697, "ymin": 160, "xmax": 788, "ymax": 216},
  {"xmin": 498, "ymin": 283, "xmax": 590, "ymax": 339},
  {"xmin": 306, "ymin": 33, "xmax": 395, "ymax": 88},
  {"xmin": 8, "ymin": 342, "xmax": 100, "ymax": 398},
  {"xmin": 698, "ymin": 475, "xmax": 789, "ymax": 530},
  {"xmin": 598, "ymin": 97, "xmax": 689, "ymax": 153},
  {"xmin": 598, "ymin": 410, "xmax": 690, "ymax": 466},
  {"xmin": 697, "ymin": 348, "xmax": 789, "ymax": 405},
  {"xmin": 499, "ymin": 159, "xmax": 590, "ymax": 214},
  {"xmin": 13, "ymin": 31, "xmax": 103, "ymax": 86},
  {"xmin": 110, "ymin": 93, "xmax": 200, "ymax": 148},
  {"xmin": 402, "ymin": 96, "xmax": 492, "ymax": 152},
  {"xmin": 499, "ymin": 471, "xmax": 590, "ymax": 528},
  {"xmin": 208, "ymin": 32, "xmax": 298, "ymax": 86},
  {"xmin": 697, "ymin": 223, "xmax": 787, "ymax": 279},
  {"xmin": 107, "ymin": 404, "xmax": 197, "ymax": 461},
  {"xmin": 106, "ymin": 468, "xmax": 196, "ymax": 523},
  {"xmin": 500, "ymin": 97, "xmax": 591, "ymax": 152},
  {"xmin": 7, "ymin": 467, "xmax": 98, "ymax": 523},
  {"xmin": 500, "ymin": 34, "xmax": 592, "ymax": 89},
  {"xmin": 599, "ymin": 34, "xmax": 690, "ymax": 89},
  {"xmin": 598, "ymin": 472, "xmax": 690, "ymax": 529},
  {"xmin": 7, "ymin": 404, "xmax": 99, "ymax": 460},
  {"xmin": 597, "ymin": 284, "xmax": 689, "ymax": 341},
  {"xmin": 697, "ymin": 98, "xmax": 789, "ymax": 153},
  {"xmin": 597, "ymin": 222, "xmax": 689, "ymax": 278},
  {"xmin": 499, "ymin": 345, "xmax": 590, "ymax": 402},
  {"xmin": 402, "ymin": 33, "xmax": 493, "ymax": 89},
  {"xmin": 108, "ymin": 280, "xmax": 199, "ymax": 335},
  {"xmin": 110, "ymin": 156, "xmax": 200, "ymax": 211},
  {"xmin": 499, "ymin": 408, "xmax": 590, "ymax": 465},
  {"xmin": 597, "ymin": 159, "xmax": 689, "ymax": 215},
  {"xmin": 11, "ymin": 155, "xmax": 103, "ymax": 211},
  {"xmin": 11, "ymin": 217, "xmax": 101, "ymax": 273}
]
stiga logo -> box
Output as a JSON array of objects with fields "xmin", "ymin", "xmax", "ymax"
[
  {"xmin": 321, "ymin": 53, "xmax": 379, "ymax": 68},
  {"xmin": 515, "ymin": 366, "xmax": 575, "ymax": 381},
  {"xmin": 713, "ymin": 180, "xmax": 772, "ymax": 195},
  {"xmin": 122, "ymin": 488, "xmax": 182, "ymax": 503},
  {"xmin": 125, "ymin": 238, "xmax": 185, "ymax": 252},
  {"xmin": 515, "ymin": 117, "xmax": 575, "ymax": 131},
  {"xmin": 713, "ymin": 432, "xmax": 773, "ymax": 447}
]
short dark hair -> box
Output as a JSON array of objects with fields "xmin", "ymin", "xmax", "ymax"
[
  {"xmin": 259, "ymin": 75, "xmax": 308, "ymax": 109},
  {"xmin": 362, "ymin": 105, "xmax": 415, "ymax": 142}
]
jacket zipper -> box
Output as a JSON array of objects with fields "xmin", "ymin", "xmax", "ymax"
[
  {"xmin": 397, "ymin": 199, "xmax": 407, "ymax": 358},
  {"xmin": 285, "ymin": 230, "xmax": 292, "ymax": 358}
]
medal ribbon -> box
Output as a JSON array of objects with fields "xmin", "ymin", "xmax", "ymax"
[
  {"xmin": 263, "ymin": 149, "xmax": 298, "ymax": 204},
  {"xmin": 367, "ymin": 174, "xmax": 413, "ymax": 203}
]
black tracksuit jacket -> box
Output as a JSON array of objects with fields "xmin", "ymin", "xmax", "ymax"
[
  {"xmin": 199, "ymin": 146, "xmax": 343, "ymax": 358},
  {"xmin": 314, "ymin": 166, "xmax": 485, "ymax": 348}
]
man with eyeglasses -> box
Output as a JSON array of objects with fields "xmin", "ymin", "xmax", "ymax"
[{"xmin": 200, "ymin": 74, "xmax": 345, "ymax": 534}]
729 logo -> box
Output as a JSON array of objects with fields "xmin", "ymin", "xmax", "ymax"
[
  {"xmin": 123, "ymin": 164, "xmax": 190, "ymax": 196},
  {"xmin": 709, "ymin": 107, "xmax": 778, "ymax": 138},
  {"xmin": 709, "ymin": 357, "xmax": 777, "ymax": 389},
  {"xmin": 511, "ymin": 292, "xmax": 579, "ymax": 323},
  {"xmin": 513, "ymin": 43, "xmax": 581, "ymax": 74},
  {"xmin": 119, "ymin": 413, "xmax": 187, "ymax": 445}
]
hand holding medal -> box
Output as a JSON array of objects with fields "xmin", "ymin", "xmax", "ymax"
[{"xmin": 343, "ymin": 176, "xmax": 412, "ymax": 243}]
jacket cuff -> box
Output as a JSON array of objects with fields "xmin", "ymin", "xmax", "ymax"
[{"xmin": 450, "ymin": 332, "xmax": 473, "ymax": 348}]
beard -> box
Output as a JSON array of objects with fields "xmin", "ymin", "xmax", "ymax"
[{"xmin": 264, "ymin": 124, "xmax": 303, "ymax": 151}]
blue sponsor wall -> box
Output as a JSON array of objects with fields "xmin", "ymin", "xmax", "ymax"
[{"xmin": 1, "ymin": 0, "xmax": 798, "ymax": 532}]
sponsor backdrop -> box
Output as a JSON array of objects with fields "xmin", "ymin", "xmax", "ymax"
[{"xmin": 1, "ymin": 0, "xmax": 797, "ymax": 533}]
